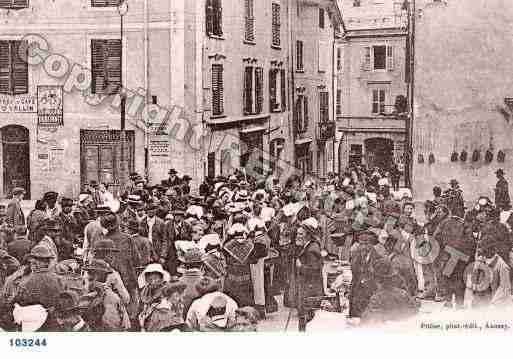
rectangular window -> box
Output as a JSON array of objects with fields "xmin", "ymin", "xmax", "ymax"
[
  {"xmin": 296, "ymin": 40, "xmax": 304, "ymax": 71},
  {"xmin": 269, "ymin": 68, "xmax": 286, "ymax": 112},
  {"xmin": 336, "ymin": 89, "xmax": 342, "ymax": 115},
  {"xmin": 244, "ymin": 0, "xmax": 255, "ymax": 43},
  {"xmin": 372, "ymin": 89, "xmax": 386, "ymax": 115},
  {"xmin": 212, "ymin": 64, "xmax": 224, "ymax": 116},
  {"xmin": 0, "ymin": 0, "xmax": 28, "ymax": 9},
  {"xmin": 91, "ymin": 0, "xmax": 119, "ymax": 7},
  {"xmin": 91, "ymin": 39, "xmax": 121, "ymax": 95},
  {"xmin": 319, "ymin": 8, "xmax": 325, "ymax": 29},
  {"xmin": 243, "ymin": 66, "xmax": 264, "ymax": 115},
  {"xmin": 206, "ymin": 0, "xmax": 223, "ymax": 37},
  {"xmin": 295, "ymin": 95, "xmax": 309, "ymax": 134},
  {"xmin": 373, "ymin": 45, "xmax": 386, "ymax": 70},
  {"xmin": 319, "ymin": 91, "xmax": 329, "ymax": 123},
  {"xmin": 0, "ymin": 40, "xmax": 28, "ymax": 95},
  {"xmin": 349, "ymin": 144, "xmax": 363, "ymax": 166},
  {"xmin": 272, "ymin": 3, "xmax": 281, "ymax": 47},
  {"xmin": 337, "ymin": 48, "xmax": 342, "ymax": 71}
]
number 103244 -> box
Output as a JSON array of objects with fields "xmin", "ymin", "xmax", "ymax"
[{"xmin": 9, "ymin": 338, "xmax": 47, "ymax": 347}]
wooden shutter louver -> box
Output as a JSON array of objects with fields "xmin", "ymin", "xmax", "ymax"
[
  {"xmin": 106, "ymin": 39, "xmax": 122, "ymax": 95},
  {"xmin": 0, "ymin": 41, "xmax": 11, "ymax": 95},
  {"xmin": 387, "ymin": 45, "xmax": 394, "ymax": 71},
  {"xmin": 0, "ymin": 0, "xmax": 29, "ymax": 9},
  {"xmin": 244, "ymin": 0, "xmax": 255, "ymax": 42},
  {"xmin": 91, "ymin": 40, "xmax": 106, "ymax": 95},
  {"xmin": 212, "ymin": 64, "xmax": 224, "ymax": 116},
  {"xmin": 206, "ymin": 0, "xmax": 214, "ymax": 35},
  {"xmin": 91, "ymin": 0, "xmax": 120, "ymax": 7},
  {"xmin": 255, "ymin": 67, "xmax": 263, "ymax": 114},
  {"xmin": 269, "ymin": 69, "xmax": 277, "ymax": 112},
  {"xmin": 243, "ymin": 66, "xmax": 253, "ymax": 115},
  {"xmin": 294, "ymin": 97, "xmax": 301, "ymax": 134},
  {"xmin": 214, "ymin": 0, "xmax": 223, "ymax": 36},
  {"xmin": 12, "ymin": 40, "xmax": 28, "ymax": 95},
  {"xmin": 280, "ymin": 69, "xmax": 286, "ymax": 112},
  {"xmin": 272, "ymin": 3, "xmax": 281, "ymax": 47}
]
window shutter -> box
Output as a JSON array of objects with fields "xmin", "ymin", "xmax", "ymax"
[
  {"xmin": 319, "ymin": 8, "xmax": 325, "ymax": 29},
  {"xmin": 272, "ymin": 3, "xmax": 281, "ymax": 47},
  {"xmin": 212, "ymin": 64, "xmax": 224, "ymax": 116},
  {"xmin": 105, "ymin": 39, "xmax": 122, "ymax": 95},
  {"xmin": 12, "ymin": 41, "xmax": 28, "ymax": 95},
  {"xmin": 337, "ymin": 48, "xmax": 342, "ymax": 70},
  {"xmin": 255, "ymin": 67, "xmax": 264, "ymax": 114},
  {"xmin": 269, "ymin": 69, "xmax": 277, "ymax": 112},
  {"xmin": 243, "ymin": 67, "xmax": 253, "ymax": 115},
  {"xmin": 244, "ymin": 0, "xmax": 255, "ymax": 42},
  {"xmin": 0, "ymin": 41, "xmax": 11, "ymax": 95},
  {"xmin": 0, "ymin": 0, "xmax": 11, "ymax": 8},
  {"xmin": 304, "ymin": 96, "xmax": 309, "ymax": 132},
  {"xmin": 387, "ymin": 45, "xmax": 394, "ymax": 71},
  {"xmin": 91, "ymin": 40, "xmax": 106, "ymax": 95},
  {"xmin": 12, "ymin": 0, "xmax": 29, "ymax": 8},
  {"xmin": 362, "ymin": 46, "xmax": 371, "ymax": 71},
  {"xmin": 206, "ymin": 0, "xmax": 214, "ymax": 35},
  {"xmin": 372, "ymin": 89, "xmax": 378, "ymax": 114},
  {"xmin": 296, "ymin": 41, "xmax": 303, "ymax": 70},
  {"xmin": 280, "ymin": 69, "xmax": 286, "ymax": 112},
  {"xmin": 380, "ymin": 90, "xmax": 386, "ymax": 113},
  {"xmin": 336, "ymin": 89, "xmax": 342, "ymax": 115},
  {"xmin": 214, "ymin": 0, "xmax": 223, "ymax": 36}
]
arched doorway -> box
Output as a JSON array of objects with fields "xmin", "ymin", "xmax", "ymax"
[
  {"xmin": 2, "ymin": 125, "xmax": 30, "ymax": 198},
  {"xmin": 364, "ymin": 137, "xmax": 394, "ymax": 171}
]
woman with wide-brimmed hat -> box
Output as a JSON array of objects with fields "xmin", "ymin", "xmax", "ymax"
[{"xmin": 295, "ymin": 217, "xmax": 324, "ymax": 331}]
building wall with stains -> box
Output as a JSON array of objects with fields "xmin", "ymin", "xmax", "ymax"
[{"xmin": 413, "ymin": 0, "xmax": 513, "ymax": 201}]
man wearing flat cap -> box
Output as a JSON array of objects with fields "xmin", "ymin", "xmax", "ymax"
[{"xmin": 6, "ymin": 187, "xmax": 25, "ymax": 229}]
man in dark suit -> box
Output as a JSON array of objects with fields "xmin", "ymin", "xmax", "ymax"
[
  {"xmin": 6, "ymin": 187, "xmax": 25, "ymax": 229},
  {"xmin": 139, "ymin": 203, "xmax": 167, "ymax": 265}
]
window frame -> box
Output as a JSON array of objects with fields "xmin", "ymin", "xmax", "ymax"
[
  {"xmin": 371, "ymin": 88, "xmax": 387, "ymax": 115},
  {"xmin": 296, "ymin": 95, "xmax": 309, "ymax": 134},
  {"xmin": 271, "ymin": 2, "xmax": 281, "ymax": 48},
  {"xmin": 212, "ymin": 63, "xmax": 225, "ymax": 117},
  {"xmin": 90, "ymin": 38, "xmax": 122, "ymax": 96},
  {"xmin": 319, "ymin": 7, "xmax": 325, "ymax": 29},
  {"xmin": 296, "ymin": 40, "xmax": 304, "ymax": 72},
  {"xmin": 206, "ymin": 0, "xmax": 223, "ymax": 38},
  {"xmin": 243, "ymin": 65, "xmax": 264, "ymax": 116},
  {"xmin": 336, "ymin": 89, "xmax": 342, "ymax": 115},
  {"xmin": 244, "ymin": 0, "xmax": 255, "ymax": 43},
  {"xmin": 0, "ymin": 39, "xmax": 29, "ymax": 96}
]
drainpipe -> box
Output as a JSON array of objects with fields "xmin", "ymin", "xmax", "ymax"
[
  {"xmin": 331, "ymin": 24, "xmax": 336, "ymax": 175},
  {"xmin": 288, "ymin": 0, "xmax": 296, "ymax": 178},
  {"xmin": 144, "ymin": 0, "xmax": 149, "ymax": 181}
]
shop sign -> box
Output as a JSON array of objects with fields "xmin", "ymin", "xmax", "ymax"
[{"xmin": 0, "ymin": 94, "xmax": 37, "ymax": 113}]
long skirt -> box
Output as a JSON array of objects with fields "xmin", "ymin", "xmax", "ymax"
[{"xmin": 224, "ymin": 263, "xmax": 254, "ymax": 307}]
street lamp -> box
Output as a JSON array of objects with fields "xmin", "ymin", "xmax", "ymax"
[{"xmin": 118, "ymin": 0, "xmax": 128, "ymax": 195}]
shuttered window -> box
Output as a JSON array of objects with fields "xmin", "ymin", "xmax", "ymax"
[
  {"xmin": 244, "ymin": 0, "xmax": 255, "ymax": 43},
  {"xmin": 320, "ymin": 91, "xmax": 329, "ymax": 123},
  {"xmin": 387, "ymin": 45, "xmax": 394, "ymax": 71},
  {"xmin": 272, "ymin": 3, "xmax": 281, "ymax": 47},
  {"xmin": 243, "ymin": 66, "xmax": 264, "ymax": 115},
  {"xmin": 337, "ymin": 48, "xmax": 342, "ymax": 71},
  {"xmin": 212, "ymin": 64, "xmax": 224, "ymax": 116},
  {"xmin": 0, "ymin": 0, "xmax": 29, "ymax": 9},
  {"xmin": 91, "ymin": 39, "xmax": 121, "ymax": 95},
  {"xmin": 295, "ymin": 95, "xmax": 308, "ymax": 134},
  {"xmin": 319, "ymin": 8, "xmax": 325, "ymax": 29},
  {"xmin": 0, "ymin": 40, "xmax": 28, "ymax": 95},
  {"xmin": 206, "ymin": 0, "xmax": 223, "ymax": 37},
  {"xmin": 336, "ymin": 89, "xmax": 342, "ymax": 115},
  {"xmin": 296, "ymin": 40, "xmax": 304, "ymax": 71},
  {"xmin": 372, "ymin": 89, "xmax": 386, "ymax": 115},
  {"xmin": 269, "ymin": 68, "xmax": 286, "ymax": 112},
  {"xmin": 91, "ymin": 0, "xmax": 120, "ymax": 6}
]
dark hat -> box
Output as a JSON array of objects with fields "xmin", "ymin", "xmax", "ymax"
[
  {"xmin": 93, "ymin": 239, "xmax": 120, "ymax": 253},
  {"xmin": 12, "ymin": 187, "xmax": 26, "ymax": 196},
  {"xmin": 496, "ymin": 168, "xmax": 505, "ymax": 176},
  {"xmin": 100, "ymin": 213, "xmax": 119, "ymax": 231},
  {"xmin": 89, "ymin": 180, "xmax": 99, "ymax": 187},
  {"xmin": 195, "ymin": 276, "xmax": 221, "ymax": 297},
  {"xmin": 161, "ymin": 280, "xmax": 187, "ymax": 297},
  {"xmin": 60, "ymin": 197, "xmax": 74, "ymax": 208},
  {"xmin": 28, "ymin": 245, "xmax": 55, "ymax": 260},
  {"xmin": 43, "ymin": 191, "xmax": 59, "ymax": 201},
  {"xmin": 449, "ymin": 179, "xmax": 459, "ymax": 185},
  {"xmin": 172, "ymin": 207, "xmax": 186, "ymax": 215},
  {"xmin": 55, "ymin": 291, "xmax": 81, "ymax": 316},
  {"xmin": 83, "ymin": 259, "xmax": 113, "ymax": 274},
  {"xmin": 183, "ymin": 175, "xmax": 192, "ymax": 182},
  {"xmin": 168, "ymin": 168, "xmax": 177, "ymax": 175},
  {"xmin": 134, "ymin": 177, "xmax": 145, "ymax": 185}
]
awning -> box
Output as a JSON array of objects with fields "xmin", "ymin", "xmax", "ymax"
[
  {"xmin": 295, "ymin": 137, "xmax": 312, "ymax": 145},
  {"xmin": 240, "ymin": 125, "xmax": 267, "ymax": 134}
]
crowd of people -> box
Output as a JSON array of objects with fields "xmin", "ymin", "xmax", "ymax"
[{"xmin": 0, "ymin": 164, "xmax": 512, "ymax": 332}]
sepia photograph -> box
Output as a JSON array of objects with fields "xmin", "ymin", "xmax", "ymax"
[{"xmin": 0, "ymin": 0, "xmax": 512, "ymax": 356}]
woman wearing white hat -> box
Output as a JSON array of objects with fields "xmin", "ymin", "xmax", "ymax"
[{"xmin": 138, "ymin": 263, "xmax": 171, "ymax": 331}]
